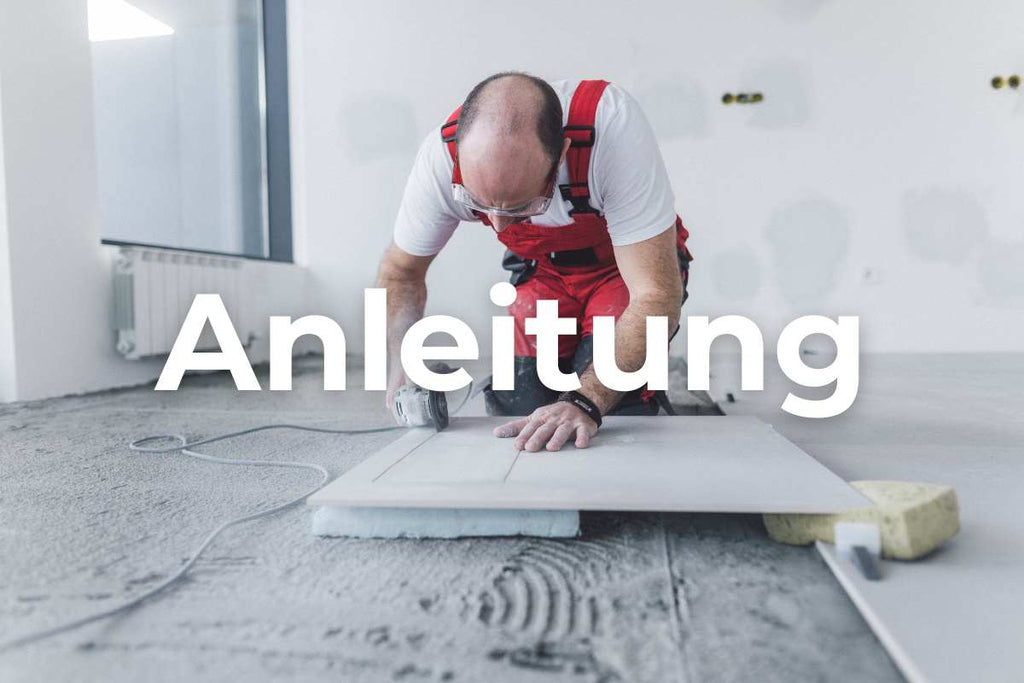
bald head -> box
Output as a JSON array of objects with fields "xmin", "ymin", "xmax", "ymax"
[
  {"xmin": 455, "ymin": 73, "xmax": 568, "ymax": 230},
  {"xmin": 457, "ymin": 73, "xmax": 563, "ymax": 163}
]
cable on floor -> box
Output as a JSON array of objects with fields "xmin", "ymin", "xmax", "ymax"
[
  {"xmin": 0, "ymin": 382, "xmax": 482, "ymax": 652},
  {"xmin": 0, "ymin": 423, "xmax": 400, "ymax": 652}
]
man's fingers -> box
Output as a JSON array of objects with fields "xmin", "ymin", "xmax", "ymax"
[
  {"xmin": 546, "ymin": 423, "xmax": 576, "ymax": 452},
  {"xmin": 513, "ymin": 418, "xmax": 542, "ymax": 449},
  {"xmin": 494, "ymin": 418, "xmax": 528, "ymax": 438},
  {"xmin": 499, "ymin": 403, "xmax": 600, "ymax": 451},
  {"xmin": 524, "ymin": 422, "xmax": 557, "ymax": 452}
]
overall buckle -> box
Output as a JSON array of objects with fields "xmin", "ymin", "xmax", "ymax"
[
  {"xmin": 559, "ymin": 182, "xmax": 597, "ymax": 215},
  {"xmin": 563, "ymin": 125, "xmax": 596, "ymax": 147}
]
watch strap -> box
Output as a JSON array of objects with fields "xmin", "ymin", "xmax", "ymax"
[{"xmin": 557, "ymin": 390, "xmax": 602, "ymax": 428}]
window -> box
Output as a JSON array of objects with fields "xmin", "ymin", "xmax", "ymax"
[{"xmin": 90, "ymin": 0, "xmax": 292, "ymax": 261}]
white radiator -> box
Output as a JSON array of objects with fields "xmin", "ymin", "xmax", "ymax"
[{"xmin": 113, "ymin": 247, "xmax": 249, "ymax": 359}]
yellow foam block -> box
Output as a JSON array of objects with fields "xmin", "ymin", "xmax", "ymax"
[{"xmin": 763, "ymin": 480, "xmax": 960, "ymax": 560}]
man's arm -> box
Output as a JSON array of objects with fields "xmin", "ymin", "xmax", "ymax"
[
  {"xmin": 377, "ymin": 241, "xmax": 436, "ymax": 408},
  {"xmin": 579, "ymin": 226, "xmax": 683, "ymax": 412},
  {"xmin": 494, "ymin": 226, "xmax": 683, "ymax": 451}
]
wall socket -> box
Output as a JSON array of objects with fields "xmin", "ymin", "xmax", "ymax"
[
  {"xmin": 991, "ymin": 75, "xmax": 1021, "ymax": 89},
  {"xmin": 722, "ymin": 92, "xmax": 764, "ymax": 105}
]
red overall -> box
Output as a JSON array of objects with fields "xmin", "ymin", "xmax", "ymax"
[{"xmin": 442, "ymin": 79, "xmax": 693, "ymax": 363}]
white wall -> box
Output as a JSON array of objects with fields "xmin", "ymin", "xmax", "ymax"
[
  {"xmin": 2, "ymin": 0, "xmax": 1020, "ymax": 402},
  {"xmin": 290, "ymin": 0, "xmax": 1024, "ymax": 354},
  {"xmin": 0, "ymin": 0, "xmax": 309, "ymax": 402},
  {"xmin": 0, "ymin": 0, "xmax": 154, "ymax": 403},
  {"xmin": 0, "ymin": 71, "xmax": 16, "ymax": 400}
]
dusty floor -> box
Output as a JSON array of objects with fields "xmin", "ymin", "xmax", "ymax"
[{"xmin": 0, "ymin": 356, "xmax": 902, "ymax": 682}]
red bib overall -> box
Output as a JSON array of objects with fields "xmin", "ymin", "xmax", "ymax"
[{"xmin": 442, "ymin": 80, "xmax": 692, "ymax": 360}]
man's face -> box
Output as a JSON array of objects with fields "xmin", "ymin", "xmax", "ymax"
[{"xmin": 458, "ymin": 135, "xmax": 566, "ymax": 232}]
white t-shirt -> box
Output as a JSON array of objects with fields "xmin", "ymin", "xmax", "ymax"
[{"xmin": 393, "ymin": 80, "xmax": 677, "ymax": 257}]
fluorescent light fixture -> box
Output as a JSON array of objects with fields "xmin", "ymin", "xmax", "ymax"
[{"xmin": 88, "ymin": 0, "xmax": 174, "ymax": 42}]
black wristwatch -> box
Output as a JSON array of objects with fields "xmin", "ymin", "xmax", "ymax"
[{"xmin": 558, "ymin": 390, "xmax": 603, "ymax": 428}]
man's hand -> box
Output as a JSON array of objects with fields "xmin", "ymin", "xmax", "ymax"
[
  {"xmin": 385, "ymin": 362, "xmax": 407, "ymax": 411},
  {"xmin": 493, "ymin": 402, "xmax": 599, "ymax": 452}
]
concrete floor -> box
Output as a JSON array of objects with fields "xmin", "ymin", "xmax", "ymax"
[{"xmin": 0, "ymin": 356, "xmax": 902, "ymax": 682}]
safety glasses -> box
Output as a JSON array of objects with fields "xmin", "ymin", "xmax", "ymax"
[{"xmin": 451, "ymin": 160, "xmax": 559, "ymax": 218}]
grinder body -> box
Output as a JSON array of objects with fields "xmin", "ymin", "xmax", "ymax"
[{"xmin": 392, "ymin": 386, "xmax": 449, "ymax": 431}]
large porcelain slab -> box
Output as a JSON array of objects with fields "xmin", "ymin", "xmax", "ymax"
[{"xmin": 308, "ymin": 416, "xmax": 867, "ymax": 513}]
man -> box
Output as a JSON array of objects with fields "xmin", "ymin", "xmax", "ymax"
[{"xmin": 378, "ymin": 72, "xmax": 692, "ymax": 452}]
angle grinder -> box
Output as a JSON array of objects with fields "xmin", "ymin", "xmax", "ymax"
[{"xmin": 392, "ymin": 385, "xmax": 449, "ymax": 431}]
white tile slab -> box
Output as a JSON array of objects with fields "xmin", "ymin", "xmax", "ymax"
[{"xmin": 308, "ymin": 416, "xmax": 868, "ymax": 513}]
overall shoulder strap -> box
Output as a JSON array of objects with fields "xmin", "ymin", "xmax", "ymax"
[
  {"xmin": 440, "ymin": 106, "xmax": 462, "ymax": 183},
  {"xmin": 561, "ymin": 79, "xmax": 609, "ymax": 215}
]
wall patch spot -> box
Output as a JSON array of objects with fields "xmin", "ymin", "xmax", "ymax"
[
  {"xmin": 710, "ymin": 246, "xmax": 763, "ymax": 301},
  {"xmin": 765, "ymin": 197, "xmax": 850, "ymax": 306},
  {"xmin": 976, "ymin": 240, "xmax": 1024, "ymax": 302},
  {"xmin": 760, "ymin": 0, "xmax": 828, "ymax": 22},
  {"xmin": 903, "ymin": 187, "xmax": 988, "ymax": 264}
]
